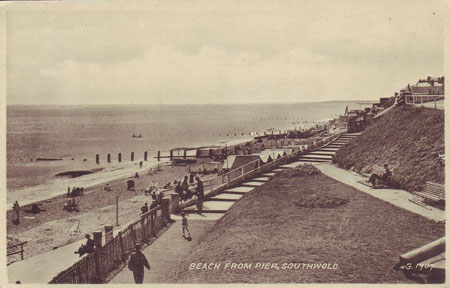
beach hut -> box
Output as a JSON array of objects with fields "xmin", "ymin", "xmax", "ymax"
[
  {"xmin": 196, "ymin": 148, "xmax": 213, "ymax": 158},
  {"xmin": 223, "ymin": 155, "xmax": 261, "ymax": 171},
  {"xmin": 285, "ymin": 145, "xmax": 301, "ymax": 153}
]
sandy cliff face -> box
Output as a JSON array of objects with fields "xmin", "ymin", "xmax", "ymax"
[{"xmin": 333, "ymin": 105, "xmax": 444, "ymax": 192}]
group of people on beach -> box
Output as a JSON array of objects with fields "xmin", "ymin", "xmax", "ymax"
[
  {"xmin": 174, "ymin": 173, "xmax": 204, "ymax": 214},
  {"xmin": 67, "ymin": 186, "xmax": 84, "ymax": 198}
]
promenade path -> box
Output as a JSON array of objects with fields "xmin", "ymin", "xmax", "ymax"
[
  {"xmin": 8, "ymin": 237, "xmax": 85, "ymax": 283},
  {"xmin": 8, "ymin": 215, "xmax": 141, "ymax": 283},
  {"xmin": 411, "ymin": 99, "xmax": 445, "ymax": 110},
  {"xmin": 109, "ymin": 218, "xmax": 216, "ymax": 283},
  {"xmin": 281, "ymin": 161, "xmax": 445, "ymax": 222}
]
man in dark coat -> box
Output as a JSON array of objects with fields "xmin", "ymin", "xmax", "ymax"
[
  {"xmin": 128, "ymin": 244, "xmax": 150, "ymax": 284},
  {"xmin": 75, "ymin": 234, "xmax": 95, "ymax": 257},
  {"xmin": 195, "ymin": 177, "xmax": 204, "ymax": 214}
]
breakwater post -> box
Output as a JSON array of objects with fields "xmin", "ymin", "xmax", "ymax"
[
  {"xmin": 118, "ymin": 153, "xmax": 121, "ymax": 162},
  {"xmin": 170, "ymin": 150, "xmax": 173, "ymax": 161},
  {"xmin": 115, "ymin": 195, "xmax": 119, "ymax": 226},
  {"xmin": 157, "ymin": 151, "xmax": 161, "ymax": 161},
  {"xmin": 131, "ymin": 152, "xmax": 134, "ymax": 162},
  {"xmin": 107, "ymin": 154, "xmax": 111, "ymax": 163},
  {"xmin": 144, "ymin": 151, "xmax": 148, "ymax": 161},
  {"xmin": 96, "ymin": 154, "xmax": 99, "ymax": 164}
]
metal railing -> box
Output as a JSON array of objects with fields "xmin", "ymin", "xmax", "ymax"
[
  {"xmin": 7, "ymin": 241, "xmax": 27, "ymax": 264},
  {"xmin": 219, "ymin": 132, "xmax": 342, "ymax": 186},
  {"xmin": 405, "ymin": 94, "xmax": 445, "ymax": 105},
  {"xmin": 49, "ymin": 200, "xmax": 170, "ymax": 284}
]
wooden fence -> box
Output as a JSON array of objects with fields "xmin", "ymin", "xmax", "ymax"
[{"xmin": 49, "ymin": 200, "xmax": 171, "ymax": 284}]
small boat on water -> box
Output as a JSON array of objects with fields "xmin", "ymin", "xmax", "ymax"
[{"xmin": 132, "ymin": 134, "xmax": 143, "ymax": 138}]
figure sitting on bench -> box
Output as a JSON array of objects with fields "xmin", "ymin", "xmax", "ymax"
[
  {"xmin": 74, "ymin": 234, "xmax": 95, "ymax": 257},
  {"xmin": 368, "ymin": 164, "xmax": 392, "ymax": 187},
  {"xmin": 63, "ymin": 198, "xmax": 80, "ymax": 212}
]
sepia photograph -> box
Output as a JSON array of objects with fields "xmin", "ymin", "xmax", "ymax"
[{"xmin": 1, "ymin": 0, "xmax": 448, "ymax": 285}]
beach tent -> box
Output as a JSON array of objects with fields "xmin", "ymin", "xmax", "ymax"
[
  {"xmin": 254, "ymin": 153, "xmax": 273, "ymax": 164},
  {"xmin": 261, "ymin": 149, "xmax": 287, "ymax": 160}
]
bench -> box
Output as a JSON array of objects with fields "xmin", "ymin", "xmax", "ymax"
[{"xmin": 413, "ymin": 182, "xmax": 445, "ymax": 203}]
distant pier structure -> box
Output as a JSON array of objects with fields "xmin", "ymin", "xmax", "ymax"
[{"xmin": 156, "ymin": 147, "xmax": 198, "ymax": 161}]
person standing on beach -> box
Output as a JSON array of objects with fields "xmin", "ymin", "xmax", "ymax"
[
  {"xmin": 128, "ymin": 244, "xmax": 150, "ymax": 284},
  {"xmin": 13, "ymin": 201, "xmax": 20, "ymax": 225},
  {"xmin": 195, "ymin": 177, "xmax": 204, "ymax": 215},
  {"xmin": 141, "ymin": 203, "xmax": 149, "ymax": 215},
  {"xmin": 181, "ymin": 176, "xmax": 191, "ymax": 200},
  {"xmin": 175, "ymin": 181, "xmax": 183, "ymax": 202}
]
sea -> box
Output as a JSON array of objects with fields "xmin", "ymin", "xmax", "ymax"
[{"xmin": 6, "ymin": 101, "xmax": 364, "ymax": 206}]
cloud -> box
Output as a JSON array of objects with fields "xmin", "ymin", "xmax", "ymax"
[{"xmin": 5, "ymin": 0, "xmax": 445, "ymax": 105}]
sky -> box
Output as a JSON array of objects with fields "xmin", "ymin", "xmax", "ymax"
[{"xmin": 4, "ymin": 0, "xmax": 446, "ymax": 105}]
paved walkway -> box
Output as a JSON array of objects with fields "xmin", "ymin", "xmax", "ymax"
[
  {"xmin": 313, "ymin": 163, "xmax": 445, "ymax": 222},
  {"xmin": 8, "ymin": 238, "xmax": 85, "ymax": 283},
  {"xmin": 7, "ymin": 217, "xmax": 137, "ymax": 283},
  {"xmin": 109, "ymin": 219, "xmax": 215, "ymax": 283}
]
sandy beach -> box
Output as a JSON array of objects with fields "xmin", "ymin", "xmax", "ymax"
[{"xmin": 7, "ymin": 161, "xmax": 222, "ymax": 261}]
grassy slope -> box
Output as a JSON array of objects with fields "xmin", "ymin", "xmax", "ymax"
[
  {"xmin": 166, "ymin": 172, "xmax": 444, "ymax": 283},
  {"xmin": 333, "ymin": 106, "xmax": 444, "ymax": 192}
]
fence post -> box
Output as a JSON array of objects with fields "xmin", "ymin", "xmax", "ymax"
[
  {"xmin": 119, "ymin": 232, "xmax": 125, "ymax": 261},
  {"xmin": 130, "ymin": 225, "xmax": 136, "ymax": 244},
  {"xmin": 105, "ymin": 226, "xmax": 113, "ymax": 244},
  {"xmin": 161, "ymin": 198, "xmax": 171, "ymax": 226},
  {"xmin": 20, "ymin": 243, "xmax": 24, "ymax": 260},
  {"xmin": 94, "ymin": 251, "xmax": 102, "ymax": 283},
  {"xmin": 141, "ymin": 216, "xmax": 147, "ymax": 242},
  {"xmin": 151, "ymin": 211, "xmax": 156, "ymax": 237}
]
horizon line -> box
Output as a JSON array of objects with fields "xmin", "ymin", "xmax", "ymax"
[{"xmin": 6, "ymin": 99, "xmax": 378, "ymax": 106}]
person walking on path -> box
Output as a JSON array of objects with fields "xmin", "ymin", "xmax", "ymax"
[
  {"xmin": 128, "ymin": 244, "xmax": 150, "ymax": 284},
  {"xmin": 195, "ymin": 177, "xmax": 204, "ymax": 215},
  {"xmin": 181, "ymin": 212, "xmax": 191, "ymax": 239}
]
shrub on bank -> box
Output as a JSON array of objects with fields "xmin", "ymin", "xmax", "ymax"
[
  {"xmin": 282, "ymin": 164, "xmax": 320, "ymax": 177},
  {"xmin": 333, "ymin": 106, "xmax": 444, "ymax": 192}
]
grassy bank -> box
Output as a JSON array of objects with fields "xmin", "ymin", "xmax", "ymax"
[
  {"xmin": 166, "ymin": 167, "xmax": 444, "ymax": 283},
  {"xmin": 333, "ymin": 105, "xmax": 444, "ymax": 192}
]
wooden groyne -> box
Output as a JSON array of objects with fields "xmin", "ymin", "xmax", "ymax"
[{"xmin": 95, "ymin": 151, "xmax": 148, "ymax": 164}]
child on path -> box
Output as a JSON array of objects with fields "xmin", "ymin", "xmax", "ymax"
[{"xmin": 181, "ymin": 212, "xmax": 191, "ymax": 239}]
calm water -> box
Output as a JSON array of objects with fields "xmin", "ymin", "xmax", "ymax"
[{"xmin": 7, "ymin": 102, "xmax": 361, "ymax": 205}]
